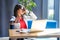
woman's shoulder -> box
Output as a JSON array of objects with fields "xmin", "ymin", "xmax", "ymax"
[{"xmin": 10, "ymin": 16, "xmax": 16, "ymax": 21}]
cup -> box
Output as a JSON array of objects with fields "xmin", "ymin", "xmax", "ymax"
[{"xmin": 27, "ymin": 19, "xmax": 33, "ymax": 29}]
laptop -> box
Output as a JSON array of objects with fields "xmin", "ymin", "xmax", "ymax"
[{"xmin": 31, "ymin": 20, "xmax": 47, "ymax": 30}]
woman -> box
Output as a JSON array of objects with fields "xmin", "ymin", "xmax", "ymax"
[
  {"xmin": 10, "ymin": 4, "xmax": 37, "ymax": 40},
  {"xmin": 14, "ymin": 4, "xmax": 27, "ymax": 29},
  {"xmin": 10, "ymin": 4, "xmax": 37, "ymax": 29}
]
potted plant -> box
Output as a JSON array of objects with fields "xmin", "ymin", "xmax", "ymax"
[{"xmin": 18, "ymin": 0, "xmax": 36, "ymax": 11}]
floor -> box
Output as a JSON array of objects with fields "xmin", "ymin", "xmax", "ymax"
[
  {"xmin": 24, "ymin": 38, "xmax": 57, "ymax": 40},
  {"xmin": 0, "ymin": 37, "xmax": 57, "ymax": 40}
]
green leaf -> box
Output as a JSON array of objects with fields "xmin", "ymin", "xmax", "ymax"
[{"xmin": 18, "ymin": 0, "xmax": 37, "ymax": 11}]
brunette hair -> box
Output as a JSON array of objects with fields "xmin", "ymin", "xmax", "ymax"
[{"xmin": 14, "ymin": 4, "xmax": 25, "ymax": 17}]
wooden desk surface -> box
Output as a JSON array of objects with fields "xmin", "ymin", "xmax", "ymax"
[
  {"xmin": 9, "ymin": 29, "xmax": 43, "ymax": 38},
  {"xmin": 9, "ymin": 29, "xmax": 60, "ymax": 39}
]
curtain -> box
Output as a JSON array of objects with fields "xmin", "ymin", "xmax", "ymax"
[{"xmin": 0, "ymin": 0, "xmax": 18, "ymax": 37}]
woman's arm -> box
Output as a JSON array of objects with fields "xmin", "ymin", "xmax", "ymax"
[
  {"xmin": 10, "ymin": 16, "xmax": 20, "ymax": 29},
  {"xmin": 29, "ymin": 11, "xmax": 37, "ymax": 20},
  {"xmin": 24, "ymin": 10, "xmax": 37, "ymax": 20}
]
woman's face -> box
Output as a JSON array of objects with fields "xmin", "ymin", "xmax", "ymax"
[{"xmin": 17, "ymin": 9, "xmax": 24, "ymax": 17}]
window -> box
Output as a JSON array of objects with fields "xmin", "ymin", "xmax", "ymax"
[{"xmin": 48, "ymin": 0, "xmax": 54, "ymax": 20}]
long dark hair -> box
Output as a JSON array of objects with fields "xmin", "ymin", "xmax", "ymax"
[{"xmin": 14, "ymin": 4, "xmax": 25, "ymax": 17}]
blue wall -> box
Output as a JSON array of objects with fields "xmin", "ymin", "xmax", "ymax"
[
  {"xmin": 33, "ymin": 0, "xmax": 42, "ymax": 19},
  {"xmin": 0, "ymin": 0, "xmax": 18, "ymax": 37}
]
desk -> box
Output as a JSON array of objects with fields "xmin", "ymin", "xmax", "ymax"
[{"xmin": 9, "ymin": 29, "xmax": 60, "ymax": 39}]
